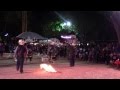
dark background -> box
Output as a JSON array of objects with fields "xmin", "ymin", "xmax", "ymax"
[{"xmin": 0, "ymin": 11, "xmax": 117, "ymax": 41}]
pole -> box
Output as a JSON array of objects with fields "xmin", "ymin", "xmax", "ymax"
[{"xmin": 22, "ymin": 11, "xmax": 27, "ymax": 33}]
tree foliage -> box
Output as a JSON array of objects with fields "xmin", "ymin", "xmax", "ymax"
[{"xmin": 44, "ymin": 20, "xmax": 77, "ymax": 38}]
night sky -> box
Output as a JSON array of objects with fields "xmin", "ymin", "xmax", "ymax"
[
  {"xmin": 0, "ymin": 11, "xmax": 118, "ymax": 41},
  {"xmin": 32, "ymin": 11, "xmax": 117, "ymax": 41}
]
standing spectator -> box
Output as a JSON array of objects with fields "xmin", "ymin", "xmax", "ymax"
[
  {"xmin": 0, "ymin": 42, "xmax": 4, "ymax": 58},
  {"xmin": 26, "ymin": 46, "xmax": 33, "ymax": 62}
]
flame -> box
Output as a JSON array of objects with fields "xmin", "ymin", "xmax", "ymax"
[{"xmin": 40, "ymin": 64, "xmax": 57, "ymax": 72}]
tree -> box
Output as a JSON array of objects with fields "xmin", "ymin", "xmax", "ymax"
[{"xmin": 43, "ymin": 20, "xmax": 77, "ymax": 38}]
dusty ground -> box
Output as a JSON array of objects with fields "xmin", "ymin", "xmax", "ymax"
[{"xmin": 0, "ymin": 55, "xmax": 120, "ymax": 79}]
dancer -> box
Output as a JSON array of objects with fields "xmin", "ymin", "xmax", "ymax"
[
  {"xmin": 67, "ymin": 43, "xmax": 76, "ymax": 67},
  {"xmin": 14, "ymin": 39, "xmax": 27, "ymax": 73}
]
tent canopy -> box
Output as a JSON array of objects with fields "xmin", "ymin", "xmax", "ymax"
[{"xmin": 16, "ymin": 32, "xmax": 47, "ymax": 40}]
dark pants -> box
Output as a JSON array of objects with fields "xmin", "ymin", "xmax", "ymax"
[
  {"xmin": 16, "ymin": 57, "xmax": 24, "ymax": 73},
  {"xmin": 105, "ymin": 56, "xmax": 110, "ymax": 65},
  {"xmin": 69, "ymin": 56, "xmax": 75, "ymax": 67},
  {"xmin": 0, "ymin": 51, "xmax": 3, "ymax": 57}
]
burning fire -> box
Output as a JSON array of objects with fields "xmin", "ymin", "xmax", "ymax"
[{"xmin": 40, "ymin": 64, "xmax": 57, "ymax": 73}]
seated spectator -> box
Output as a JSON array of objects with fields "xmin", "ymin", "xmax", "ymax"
[{"xmin": 109, "ymin": 52, "xmax": 118, "ymax": 67}]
